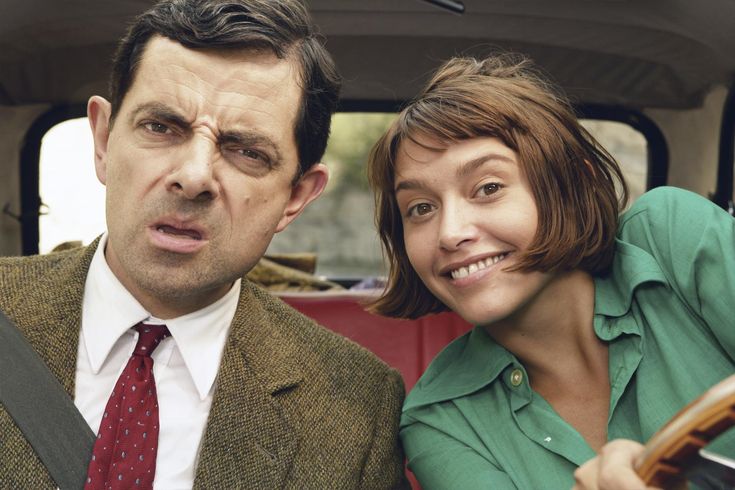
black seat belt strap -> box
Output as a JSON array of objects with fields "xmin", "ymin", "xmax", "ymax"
[{"xmin": 0, "ymin": 309, "xmax": 95, "ymax": 489}]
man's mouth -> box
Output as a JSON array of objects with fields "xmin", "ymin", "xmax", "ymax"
[
  {"xmin": 155, "ymin": 225, "xmax": 202, "ymax": 240},
  {"xmin": 449, "ymin": 253, "xmax": 508, "ymax": 280}
]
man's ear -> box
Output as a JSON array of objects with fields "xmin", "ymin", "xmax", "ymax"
[
  {"xmin": 275, "ymin": 163, "xmax": 329, "ymax": 233},
  {"xmin": 87, "ymin": 96, "xmax": 113, "ymax": 185}
]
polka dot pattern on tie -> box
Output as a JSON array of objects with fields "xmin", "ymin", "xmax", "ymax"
[{"xmin": 85, "ymin": 323, "xmax": 170, "ymax": 490}]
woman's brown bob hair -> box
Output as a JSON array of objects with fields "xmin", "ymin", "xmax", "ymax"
[{"xmin": 367, "ymin": 54, "xmax": 628, "ymax": 319}]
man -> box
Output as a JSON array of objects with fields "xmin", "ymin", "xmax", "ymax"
[{"xmin": 0, "ymin": 0, "xmax": 407, "ymax": 488}]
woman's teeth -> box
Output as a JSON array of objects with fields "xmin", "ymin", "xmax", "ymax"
[{"xmin": 450, "ymin": 253, "xmax": 507, "ymax": 279}]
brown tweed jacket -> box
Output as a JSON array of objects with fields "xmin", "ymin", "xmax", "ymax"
[{"xmin": 0, "ymin": 244, "xmax": 409, "ymax": 489}]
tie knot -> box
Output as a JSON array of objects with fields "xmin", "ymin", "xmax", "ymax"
[{"xmin": 133, "ymin": 323, "xmax": 170, "ymax": 357}]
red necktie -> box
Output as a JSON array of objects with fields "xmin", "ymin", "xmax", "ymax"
[{"xmin": 85, "ymin": 323, "xmax": 171, "ymax": 490}]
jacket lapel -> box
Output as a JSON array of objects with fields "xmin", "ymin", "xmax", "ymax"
[{"xmin": 194, "ymin": 282, "xmax": 302, "ymax": 489}]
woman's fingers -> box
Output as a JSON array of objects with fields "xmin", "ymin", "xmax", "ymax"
[{"xmin": 572, "ymin": 439, "xmax": 659, "ymax": 490}]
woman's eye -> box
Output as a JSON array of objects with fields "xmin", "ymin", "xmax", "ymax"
[
  {"xmin": 408, "ymin": 202, "xmax": 434, "ymax": 217},
  {"xmin": 477, "ymin": 182, "xmax": 502, "ymax": 197},
  {"xmin": 143, "ymin": 122, "xmax": 171, "ymax": 134}
]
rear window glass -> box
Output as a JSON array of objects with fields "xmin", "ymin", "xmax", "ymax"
[
  {"xmin": 580, "ymin": 119, "xmax": 647, "ymax": 206},
  {"xmin": 39, "ymin": 115, "xmax": 648, "ymax": 279},
  {"xmin": 266, "ymin": 113, "xmax": 395, "ymax": 279}
]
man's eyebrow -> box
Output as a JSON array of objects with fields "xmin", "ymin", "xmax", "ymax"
[
  {"xmin": 128, "ymin": 102, "xmax": 190, "ymax": 128},
  {"xmin": 129, "ymin": 103, "xmax": 285, "ymax": 169},
  {"xmin": 395, "ymin": 152, "xmax": 515, "ymax": 193},
  {"xmin": 219, "ymin": 131, "xmax": 284, "ymax": 169}
]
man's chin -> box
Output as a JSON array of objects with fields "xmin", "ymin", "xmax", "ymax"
[{"xmin": 133, "ymin": 276, "xmax": 235, "ymax": 318}]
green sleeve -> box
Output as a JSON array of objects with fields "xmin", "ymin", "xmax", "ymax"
[
  {"xmin": 401, "ymin": 417, "xmax": 517, "ymax": 490},
  {"xmin": 619, "ymin": 187, "xmax": 735, "ymax": 356}
]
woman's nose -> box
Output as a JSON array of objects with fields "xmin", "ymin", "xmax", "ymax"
[{"xmin": 437, "ymin": 206, "xmax": 478, "ymax": 251}]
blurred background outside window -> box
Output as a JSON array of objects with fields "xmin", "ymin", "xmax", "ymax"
[{"xmin": 39, "ymin": 114, "xmax": 647, "ymax": 279}]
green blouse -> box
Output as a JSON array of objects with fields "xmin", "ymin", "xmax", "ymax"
[{"xmin": 400, "ymin": 187, "xmax": 735, "ymax": 489}]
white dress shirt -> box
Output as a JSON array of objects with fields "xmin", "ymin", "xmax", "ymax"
[{"xmin": 74, "ymin": 234, "xmax": 240, "ymax": 489}]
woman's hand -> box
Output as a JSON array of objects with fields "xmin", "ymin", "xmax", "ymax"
[{"xmin": 572, "ymin": 439, "xmax": 660, "ymax": 490}]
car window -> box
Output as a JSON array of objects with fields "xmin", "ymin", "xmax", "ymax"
[
  {"xmin": 39, "ymin": 118, "xmax": 104, "ymax": 254},
  {"xmin": 38, "ymin": 115, "xmax": 648, "ymax": 278},
  {"xmin": 266, "ymin": 113, "xmax": 395, "ymax": 280},
  {"xmin": 580, "ymin": 119, "xmax": 647, "ymax": 206}
]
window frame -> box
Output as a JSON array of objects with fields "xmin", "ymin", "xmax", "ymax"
[
  {"xmin": 713, "ymin": 84, "xmax": 735, "ymax": 213},
  {"xmin": 578, "ymin": 104, "xmax": 668, "ymax": 191},
  {"xmin": 20, "ymin": 103, "xmax": 86, "ymax": 255}
]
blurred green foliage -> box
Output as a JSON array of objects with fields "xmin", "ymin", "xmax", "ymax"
[{"xmin": 322, "ymin": 113, "xmax": 396, "ymax": 197}]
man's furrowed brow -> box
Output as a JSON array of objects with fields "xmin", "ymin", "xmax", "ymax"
[
  {"xmin": 129, "ymin": 102, "xmax": 190, "ymax": 128},
  {"xmin": 219, "ymin": 131, "xmax": 284, "ymax": 169}
]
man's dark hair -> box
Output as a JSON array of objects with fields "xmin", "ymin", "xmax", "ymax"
[{"xmin": 110, "ymin": 0, "xmax": 341, "ymax": 176}]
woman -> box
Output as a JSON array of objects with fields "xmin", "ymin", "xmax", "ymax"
[{"xmin": 367, "ymin": 54, "xmax": 735, "ymax": 489}]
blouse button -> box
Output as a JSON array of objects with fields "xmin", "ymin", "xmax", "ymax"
[{"xmin": 510, "ymin": 369, "xmax": 523, "ymax": 386}]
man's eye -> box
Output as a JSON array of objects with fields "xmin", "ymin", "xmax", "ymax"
[
  {"xmin": 238, "ymin": 148, "xmax": 265, "ymax": 161},
  {"xmin": 407, "ymin": 202, "xmax": 434, "ymax": 217},
  {"xmin": 143, "ymin": 122, "xmax": 171, "ymax": 134},
  {"xmin": 224, "ymin": 147, "xmax": 273, "ymax": 172},
  {"xmin": 477, "ymin": 182, "xmax": 502, "ymax": 197}
]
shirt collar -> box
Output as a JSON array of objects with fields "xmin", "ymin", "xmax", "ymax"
[
  {"xmin": 82, "ymin": 234, "xmax": 149, "ymax": 373},
  {"xmin": 405, "ymin": 238, "xmax": 671, "ymax": 411},
  {"xmin": 592, "ymin": 238, "xmax": 668, "ymax": 342},
  {"xmin": 594, "ymin": 238, "xmax": 668, "ymax": 318},
  {"xmin": 403, "ymin": 326, "xmax": 514, "ymax": 411},
  {"xmin": 405, "ymin": 228, "xmax": 674, "ymax": 411},
  {"xmin": 82, "ymin": 233, "xmax": 240, "ymax": 400},
  {"xmin": 162, "ymin": 282, "xmax": 240, "ymax": 400}
]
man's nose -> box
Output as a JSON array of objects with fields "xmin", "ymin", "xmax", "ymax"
[
  {"xmin": 437, "ymin": 203, "xmax": 478, "ymax": 251},
  {"xmin": 165, "ymin": 137, "xmax": 220, "ymax": 201}
]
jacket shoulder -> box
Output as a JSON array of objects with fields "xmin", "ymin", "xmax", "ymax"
[
  {"xmin": 0, "ymin": 251, "xmax": 79, "ymax": 304},
  {"xmin": 244, "ymin": 281, "xmax": 401, "ymax": 385}
]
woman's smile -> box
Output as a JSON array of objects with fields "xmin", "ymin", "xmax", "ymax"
[{"xmin": 445, "ymin": 252, "xmax": 509, "ymax": 281}]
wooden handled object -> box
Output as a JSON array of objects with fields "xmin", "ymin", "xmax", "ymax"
[{"xmin": 635, "ymin": 374, "xmax": 735, "ymax": 488}]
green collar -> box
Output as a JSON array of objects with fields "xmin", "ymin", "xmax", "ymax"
[
  {"xmin": 594, "ymin": 239, "xmax": 668, "ymax": 318},
  {"xmin": 403, "ymin": 238, "xmax": 668, "ymax": 412},
  {"xmin": 403, "ymin": 326, "xmax": 515, "ymax": 412}
]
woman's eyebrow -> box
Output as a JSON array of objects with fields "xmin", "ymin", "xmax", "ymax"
[
  {"xmin": 455, "ymin": 153, "xmax": 515, "ymax": 179},
  {"xmin": 395, "ymin": 153, "xmax": 515, "ymax": 193},
  {"xmin": 395, "ymin": 178, "xmax": 423, "ymax": 193}
]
